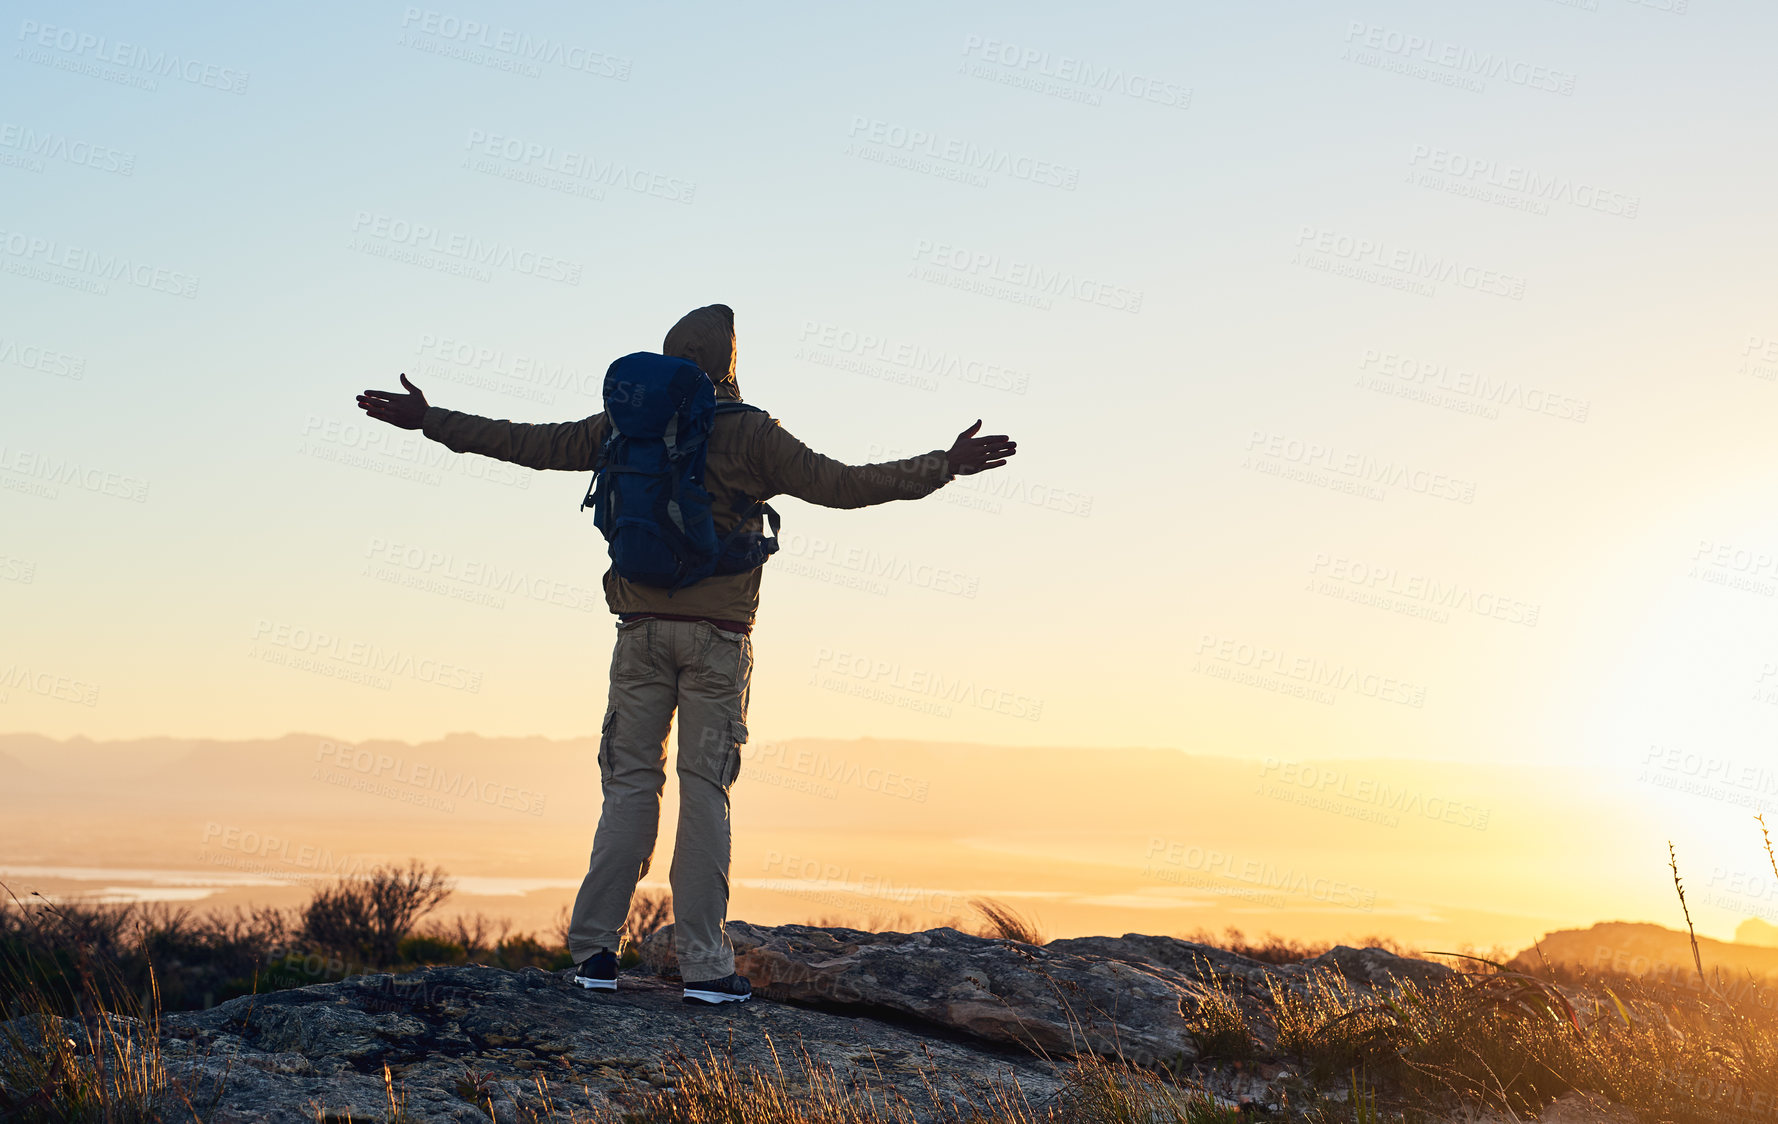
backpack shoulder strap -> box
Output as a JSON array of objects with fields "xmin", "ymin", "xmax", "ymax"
[{"xmin": 708, "ymin": 401, "xmax": 780, "ymax": 545}]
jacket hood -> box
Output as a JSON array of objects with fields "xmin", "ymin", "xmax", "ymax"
[{"xmin": 663, "ymin": 304, "xmax": 739, "ymax": 400}]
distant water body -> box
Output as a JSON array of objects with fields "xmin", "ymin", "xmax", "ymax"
[{"xmin": 0, "ymin": 864, "xmax": 584, "ymax": 903}]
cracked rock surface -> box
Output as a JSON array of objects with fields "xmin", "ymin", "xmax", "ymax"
[
  {"xmin": 648, "ymin": 922, "xmax": 1453, "ymax": 1072},
  {"xmin": 9, "ymin": 924, "xmax": 1458, "ymax": 1122}
]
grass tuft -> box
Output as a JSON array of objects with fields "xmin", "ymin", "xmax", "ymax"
[{"xmin": 971, "ymin": 899, "xmax": 1046, "ymax": 946}]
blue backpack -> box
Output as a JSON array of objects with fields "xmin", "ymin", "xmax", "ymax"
[{"xmin": 580, "ymin": 352, "xmax": 781, "ymax": 590}]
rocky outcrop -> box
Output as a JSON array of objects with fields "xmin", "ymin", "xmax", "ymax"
[
  {"xmin": 643, "ymin": 922, "xmax": 1455, "ymax": 1072},
  {"xmin": 145, "ymin": 965, "xmax": 1069, "ymax": 1123},
  {"xmin": 3, "ymin": 924, "xmax": 1458, "ymax": 1122}
]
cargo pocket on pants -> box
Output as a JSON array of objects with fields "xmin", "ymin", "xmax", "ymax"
[
  {"xmin": 725, "ymin": 718, "xmax": 747, "ymax": 787},
  {"xmin": 597, "ymin": 710, "xmax": 617, "ymax": 785}
]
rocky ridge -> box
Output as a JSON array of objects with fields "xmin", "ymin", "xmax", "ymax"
[{"xmin": 6, "ymin": 923, "xmax": 1458, "ymax": 1122}]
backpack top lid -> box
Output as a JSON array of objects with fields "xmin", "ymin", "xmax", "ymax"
[{"xmin": 603, "ymin": 352, "xmax": 715, "ymax": 440}]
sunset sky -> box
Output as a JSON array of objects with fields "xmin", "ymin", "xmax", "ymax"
[{"xmin": 7, "ymin": 0, "xmax": 1778, "ymax": 929}]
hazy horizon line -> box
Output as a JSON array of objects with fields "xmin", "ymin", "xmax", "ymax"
[{"xmin": 0, "ymin": 728, "xmax": 1583, "ymax": 769}]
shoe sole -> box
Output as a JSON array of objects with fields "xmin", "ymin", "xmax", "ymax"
[
  {"xmin": 682, "ymin": 989, "xmax": 750, "ymax": 1005},
  {"xmin": 574, "ymin": 976, "xmax": 617, "ymax": 991}
]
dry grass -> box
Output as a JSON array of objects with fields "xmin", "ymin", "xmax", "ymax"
[
  {"xmin": 1180, "ymin": 957, "xmax": 1258, "ymax": 1064},
  {"xmin": 0, "ymin": 896, "xmax": 219, "ymax": 1122},
  {"xmin": 1173, "ymin": 927, "xmax": 1424, "ymax": 967},
  {"xmin": 1214, "ymin": 931, "xmax": 1778, "ymax": 1122},
  {"xmin": 586, "ymin": 1042, "xmax": 1242, "ymax": 1124},
  {"xmin": 13, "ymin": 918, "xmax": 1778, "ymax": 1123},
  {"xmin": 970, "ymin": 899, "xmax": 1046, "ymax": 946},
  {"xmin": 13, "ymin": 840, "xmax": 1778, "ymax": 1121},
  {"xmin": 0, "ymin": 1003, "xmax": 184, "ymax": 1122},
  {"xmin": 812, "ymin": 911, "xmax": 920, "ymax": 934}
]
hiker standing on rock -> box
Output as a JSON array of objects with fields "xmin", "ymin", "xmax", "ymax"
[{"xmin": 356, "ymin": 304, "xmax": 1017, "ymax": 1004}]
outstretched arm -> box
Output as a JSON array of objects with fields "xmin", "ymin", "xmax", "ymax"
[
  {"xmin": 357, "ymin": 375, "xmax": 607, "ymax": 471},
  {"xmin": 752, "ymin": 417, "xmax": 1017, "ymax": 509}
]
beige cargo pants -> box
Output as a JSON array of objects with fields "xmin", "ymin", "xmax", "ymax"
[{"xmin": 566, "ymin": 617, "xmax": 750, "ymax": 981}]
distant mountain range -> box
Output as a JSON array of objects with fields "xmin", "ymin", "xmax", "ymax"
[
  {"xmin": 0, "ymin": 730, "xmax": 1563, "ymax": 837},
  {"xmin": 0, "ymin": 731, "xmax": 1768, "ymax": 953}
]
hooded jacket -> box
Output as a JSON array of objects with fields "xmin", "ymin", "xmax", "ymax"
[{"xmin": 419, "ymin": 304, "xmax": 954, "ymax": 626}]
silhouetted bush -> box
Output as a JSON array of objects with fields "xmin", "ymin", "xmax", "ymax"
[
  {"xmin": 397, "ymin": 933, "xmax": 466, "ymax": 966},
  {"xmin": 301, "ymin": 860, "xmax": 452, "ymax": 965},
  {"xmin": 2, "ymin": 862, "xmax": 568, "ymax": 1013},
  {"xmin": 0, "ymin": 895, "xmax": 289, "ymax": 1014},
  {"xmin": 626, "ymin": 888, "xmax": 673, "ymax": 944}
]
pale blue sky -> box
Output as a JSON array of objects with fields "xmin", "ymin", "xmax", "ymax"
[{"xmin": 6, "ymin": 0, "xmax": 1778, "ymax": 865}]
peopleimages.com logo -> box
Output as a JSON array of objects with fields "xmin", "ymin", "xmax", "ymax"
[
  {"xmin": 958, "ymin": 35, "xmax": 1191, "ymax": 109},
  {"xmin": 910, "ymin": 239, "xmax": 1143, "ymax": 313},
  {"xmin": 1293, "ymin": 226, "xmax": 1524, "ymax": 301},
  {"xmin": 813, "ymin": 649, "xmax": 1043, "ymax": 721},
  {"xmin": 0, "ymin": 228, "xmax": 199, "ymax": 299},
  {"xmin": 349, "ymin": 212, "xmax": 582, "ymax": 285},
  {"xmin": 0, "ymin": 123, "xmax": 135, "ymax": 175},
  {"xmin": 1340, "ymin": 22, "xmax": 1576, "ymax": 96},
  {"xmin": 313, "ymin": 739, "xmax": 546, "ymax": 816},
  {"xmin": 1143, "ymin": 838, "xmax": 1376, "ymax": 910},
  {"xmin": 0, "ymin": 443, "xmax": 150, "ymax": 502},
  {"xmin": 0, "ymin": 664, "xmax": 98, "ymax": 707},
  {"xmin": 250, "ymin": 619, "xmax": 484, "ymax": 693},
  {"xmin": 1406, "ymin": 145, "xmax": 1638, "ymax": 218},
  {"xmin": 396, "ymin": 8, "xmax": 630, "ymax": 80},
  {"xmin": 845, "ymin": 116, "xmax": 1079, "ymax": 190},
  {"xmin": 462, "ymin": 128, "xmax": 694, "ymax": 203},
  {"xmin": 796, "ymin": 321, "xmax": 1031, "ymax": 395},
  {"xmin": 15, "ymin": 19, "xmax": 250, "ymax": 94}
]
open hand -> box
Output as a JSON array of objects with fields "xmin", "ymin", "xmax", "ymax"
[
  {"xmin": 946, "ymin": 420, "xmax": 1017, "ymax": 477},
  {"xmin": 357, "ymin": 374, "xmax": 429, "ymax": 430}
]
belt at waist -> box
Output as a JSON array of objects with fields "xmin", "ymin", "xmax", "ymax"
[{"xmin": 618, "ymin": 611, "xmax": 752, "ymax": 635}]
